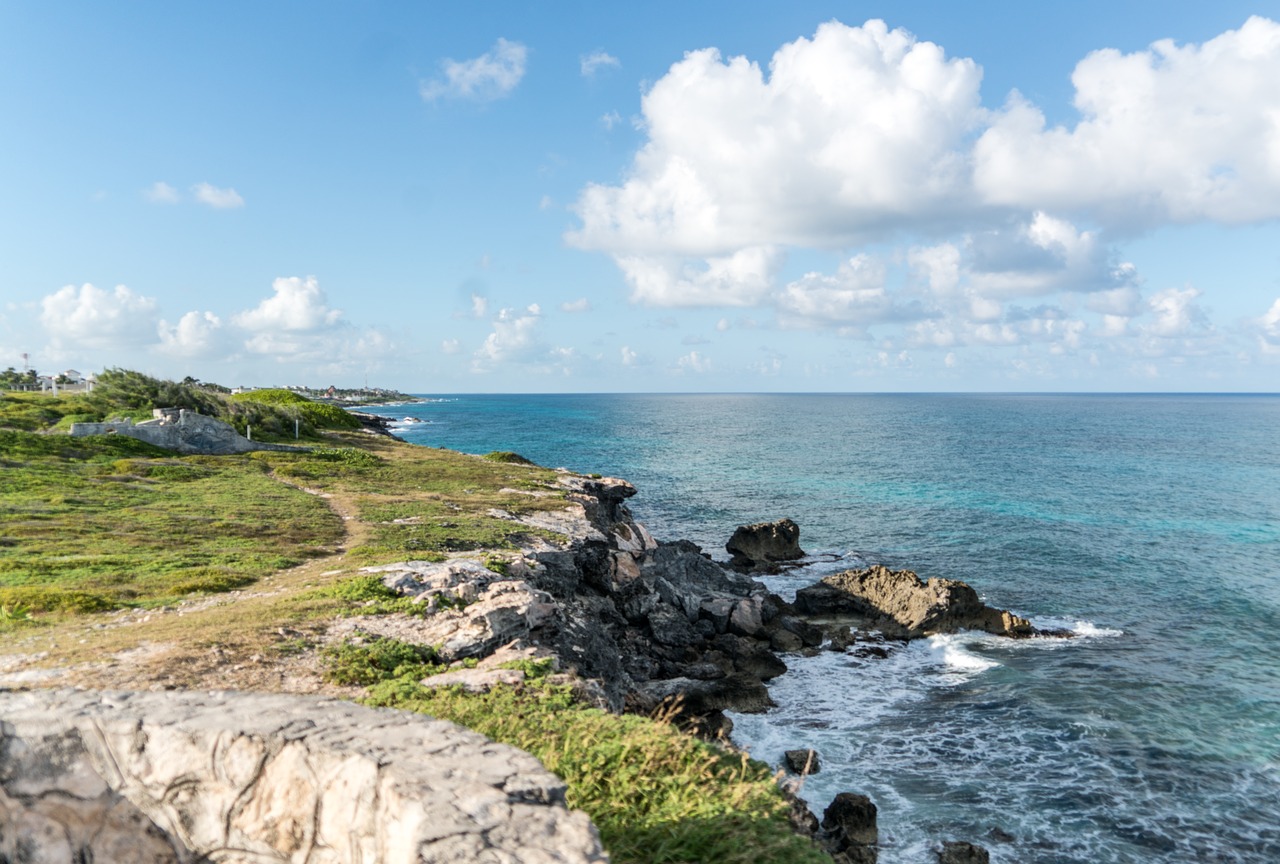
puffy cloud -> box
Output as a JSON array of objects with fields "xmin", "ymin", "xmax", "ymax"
[
  {"xmin": 475, "ymin": 303, "xmax": 543, "ymax": 366},
  {"xmin": 570, "ymin": 20, "xmax": 983, "ymax": 259},
  {"xmin": 471, "ymin": 294, "xmax": 489, "ymax": 318},
  {"xmin": 571, "ymin": 17, "xmax": 1280, "ymax": 318},
  {"xmin": 234, "ymin": 276, "xmax": 343, "ymax": 333},
  {"xmin": 974, "ymin": 16, "xmax": 1280, "ymax": 226},
  {"xmin": 421, "ymin": 38, "xmax": 527, "ymax": 102},
  {"xmin": 965, "ymin": 213, "xmax": 1135, "ymax": 298},
  {"xmin": 442, "ymin": 338, "xmax": 462, "ymax": 354},
  {"xmin": 40, "ymin": 283, "xmax": 159, "ymax": 349},
  {"xmin": 617, "ymin": 246, "xmax": 781, "ymax": 306},
  {"xmin": 145, "ymin": 181, "xmax": 180, "ymax": 204},
  {"xmin": 600, "ymin": 110, "xmax": 623, "ymax": 131},
  {"xmin": 775, "ymin": 254, "xmax": 897, "ymax": 328},
  {"xmin": 1143, "ymin": 286, "xmax": 1210, "ymax": 338},
  {"xmin": 581, "ymin": 50, "xmax": 620, "ymax": 77},
  {"xmin": 191, "ymin": 182, "xmax": 244, "ymax": 209},
  {"xmin": 157, "ymin": 311, "xmax": 224, "ymax": 357},
  {"xmin": 560, "ymin": 298, "xmax": 591, "ymax": 313},
  {"xmin": 620, "ymin": 345, "xmax": 638, "ymax": 366}
]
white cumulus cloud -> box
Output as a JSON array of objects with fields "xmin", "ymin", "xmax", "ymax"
[
  {"xmin": 421, "ymin": 38, "xmax": 527, "ymax": 102},
  {"xmin": 40, "ymin": 283, "xmax": 159, "ymax": 350},
  {"xmin": 570, "ymin": 16, "xmax": 1280, "ymax": 321},
  {"xmin": 157, "ymin": 311, "xmax": 224, "ymax": 357},
  {"xmin": 234, "ymin": 276, "xmax": 343, "ymax": 334},
  {"xmin": 475, "ymin": 303, "xmax": 543, "ymax": 367},
  {"xmin": 974, "ymin": 16, "xmax": 1280, "ymax": 227}
]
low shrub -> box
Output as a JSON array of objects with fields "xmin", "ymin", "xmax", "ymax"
[
  {"xmin": 322, "ymin": 637, "xmax": 443, "ymax": 686},
  {"xmin": 483, "ymin": 451, "xmax": 536, "ymax": 465}
]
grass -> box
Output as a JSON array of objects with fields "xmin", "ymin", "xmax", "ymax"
[
  {"xmin": 0, "ymin": 431, "xmax": 343, "ymax": 614},
  {"xmin": 363, "ymin": 677, "xmax": 828, "ymax": 864}
]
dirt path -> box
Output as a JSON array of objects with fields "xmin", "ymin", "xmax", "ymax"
[{"xmin": 0, "ymin": 477, "xmax": 367, "ymax": 698}]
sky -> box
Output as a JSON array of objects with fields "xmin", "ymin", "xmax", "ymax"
[{"xmin": 2, "ymin": 1, "xmax": 1279, "ymax": 393}]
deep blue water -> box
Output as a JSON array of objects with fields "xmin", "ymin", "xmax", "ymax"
[{"xmin": 371, "ymin": 393, "xmax": 1280, "ymax": 863}]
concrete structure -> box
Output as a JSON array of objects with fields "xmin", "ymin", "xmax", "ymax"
[{"xmin": 69, "ymin": 408, "xmax": 303, "ymax": 455}]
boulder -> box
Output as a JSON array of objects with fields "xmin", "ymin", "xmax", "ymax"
[
  {"xmin": 784, "ymin": 748, "xmax": 821, "ymax": 775},
  {"xmin": 794, "ymin": 565, "xmax": 1047, "ymax": 639},
  {"xmin": 821, "ymin": 792, "xmax": 878, "ymax": 862},
  {"xmin": 0, "ymin": 690, "xmax": 607, "ymax": 864},
  {"xmin": 726, "ymin": 518, "xmax": 805, "ymax": 572},
  {"xmin": 938, "ymin": 840, "xmax": 991, "ymax": 864}
]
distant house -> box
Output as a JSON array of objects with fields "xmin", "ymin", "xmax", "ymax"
[{"xmin": 61, "ymin": 369, "xmax": 84, "ymax": 384}]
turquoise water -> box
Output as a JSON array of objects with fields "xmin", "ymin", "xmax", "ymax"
[{"xmin": 373, "ymin": 394, "xmax": 1280, "ymax": 863}]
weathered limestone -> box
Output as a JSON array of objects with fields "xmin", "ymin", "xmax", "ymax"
[
  {"xmin": 793, "ymin": 565, "xmax": 1059, "ymax": 640},
  {"xmin": 0, "ymin": 689, "xmax": 607, "ymax": 864},
  {"xmin": 333, "ymin": 472, "xmax": 793, "ymax": 721},
  {"xmin": 68, "ymin": 408, "xmax": 303, "ymax": 455}
]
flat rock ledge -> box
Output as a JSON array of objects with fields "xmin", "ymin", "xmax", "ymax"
[{"xmin": 0, "ymin": 689, "xmax": 607, "ymax": 864}]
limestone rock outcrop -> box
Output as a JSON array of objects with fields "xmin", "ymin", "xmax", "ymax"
[
  {"xmin": 337, "ymin": 472, "xmax": 796, "ymax": 719},
  {"xmin": 0, "ymin": 689, "xmax": 607, "ymax": 864},
  {"xmin": 793, "ymin": 565, "xmax": 1062, "ymax": 639},
  {"xmin": 725, "ymin": 518, "xmax": 805, "ymax": 573}
]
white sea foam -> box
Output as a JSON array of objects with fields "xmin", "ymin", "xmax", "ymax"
[
  {"xmin": 1032, "ymin": 615, "xmax": 1124, "ymax": 639},
  {"xmin": 927, "ymin": 633, "xmax": 1001, "ymax": 673}
]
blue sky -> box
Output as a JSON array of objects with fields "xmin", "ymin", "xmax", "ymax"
[{"xmin": 2, "ymin": 1, "xmax": 1279, "ymax": 392}]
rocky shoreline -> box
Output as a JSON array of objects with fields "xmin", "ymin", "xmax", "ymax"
[{"xmin": 333, "ymin": 471, "xmax": 1065, "ymax": 862}]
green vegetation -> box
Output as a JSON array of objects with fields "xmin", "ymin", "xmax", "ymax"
[
  {"xmin": 0, "ymin": 431, "xmax": 342, "ymax": 614},
  {"xmin": 483, "ymin": 450, "xmax": 536, "ymax": 465},
  {"xmin": 321, "ymin": 636, "xmax": 444, "ymax": 686},
  {"xmin": 363, "ymin": 679, "xmax": 827, "ymax": 864},
  {"xmin": 231, "ymin": 388, "xmax": 361, "ymax": 431}
]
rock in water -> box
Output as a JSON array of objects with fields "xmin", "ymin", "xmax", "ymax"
[
  {"xmin": 937, "ymin": 840, "xmax": 991, "ymax": 864},
  {"xmin": 726, "ymin": 518, "xmax": 805, "ymax": 572},
  {"xmin": 793, "ymin": 565, "xmax": 1050, "ymax": 639},
  {"xmin": 821, "ymin": 792, "xmax": 878, "ymax": 862},
  {"xmin": 784, "ymin": 748, "xmax": 822, "ymax": 775}
]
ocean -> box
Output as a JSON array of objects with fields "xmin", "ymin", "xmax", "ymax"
[{"xmin": 368, "ymin": 393, "xmax": 1280, "ymax": 863}]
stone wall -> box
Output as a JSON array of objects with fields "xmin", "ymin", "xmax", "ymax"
[
  {"xmin": 68, "ymin": 409, "xmax": 303, "ymax": 455},
  {"xmin": 0, "ymin": 689, "xmax": 607, "ymax": 863}
]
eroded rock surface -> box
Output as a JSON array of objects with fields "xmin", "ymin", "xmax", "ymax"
[
  {"xmin": 793, "ymin": 565, "xmax": 1061, "ymax": 639},
  {"xmin": 725, "ymin": 518, "xmax": 805, "ymax": 573},
  {"xmin": 0, "ymin": 689, "xmax": 607, "ymax": 864},
  {"xmin": 336, "ymin": 472, "xmax": 795, "ymax": 719}
]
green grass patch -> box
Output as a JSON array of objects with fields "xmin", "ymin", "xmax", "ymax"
[
  {"xmin": 322, "ymin": 636, "xmax": 444, "ymax": 686},
  {"xmin": 364, "ymin": 681, "xmax": 827, "ymax": 864},
  {"xmin": 0, "ymin": 430, "xmax": 343, "ymax": 611}
]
